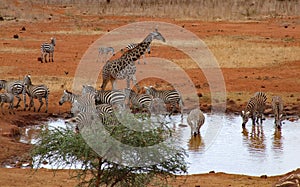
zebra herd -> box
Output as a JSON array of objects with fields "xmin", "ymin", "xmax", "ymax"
[
  {"xmin": 0, "ymin": 75, "xmax": 49, "ymax": 114},
  {"xmin": 241, "ymin": 92, "xmax": 285, "ymax": 129},
  {"xmin": 58, "ymin": 84, "xmax": 185, "ymax": 131}
]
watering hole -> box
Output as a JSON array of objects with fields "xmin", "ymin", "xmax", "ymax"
[{"xmin": 15, "ymin": 114, "xmax": 300, "ymax": 176}]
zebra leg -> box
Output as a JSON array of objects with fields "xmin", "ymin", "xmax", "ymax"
[
  {"xmin": 15, "ymin": 95, "xmax": 21, "ymax": 108},
  {"xmin": 28, "ymin": 97, "xmax": 34, "ymax": 111},
  {"xmin": 9, "ymin": 102, "xmax": 15, "ymax": 114},
  {"xmin": 37, "ymin": 98, "xmax": 44, "ymax": 112},
  {"xmin": 0, "ymin": 102, "xmax": 4, "ymax": 115},
  {"xmin": 51, "ymin": 52, "xmax": 54, "ymax": 62},
  {"xmin": 45, "ymin": 97, "xmax": 48, "ymax": 113}
]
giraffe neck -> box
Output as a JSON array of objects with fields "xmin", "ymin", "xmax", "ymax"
[{"xmin": 122, "ymin": 41, "xmax": 151, "ymax": 62}]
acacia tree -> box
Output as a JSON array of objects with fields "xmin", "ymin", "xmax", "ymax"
[{"xmin": 32, "ymin": 112, "xmax": 187, "ymax": 187}]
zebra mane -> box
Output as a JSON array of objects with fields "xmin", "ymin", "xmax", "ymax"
[{"xmin": 65, "ymin": 89, "xmax": 73, "ymax": 94}]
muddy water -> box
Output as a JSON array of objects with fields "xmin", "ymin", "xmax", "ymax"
[{"xmin": 18, "ymin": 114, "xmax": 300, "ymax": 176}]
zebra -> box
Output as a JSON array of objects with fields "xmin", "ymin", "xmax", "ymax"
[
  {"xmin": 59, "ymin": 89, "xmax": 80, "ymax": 106},
  {"xmin": 59, "ymin": 89, "xmax": 96, "ymax": 115},
  {"xmin": 94, "ymin": 89, "xmax": 126, "ymax": 110},
  {"xmin": 23, "ymin": 75, "xmax": 49, "ymax": 113},
  {"xmin": 271, "ymin": 96, "xmax": 284, "ymax": 129},
  {"xmin": 41, "ymin": 37, "xmax": 56, "ymax": 63},
  {"xmin": 97, "ymin": 47, "xmax": 115, "ymax": 63},
  {"xmin": 187, "ymin": 108, "xmax": 205, "ymax": 136},
  {"xmin": 0, "ymin": 91, "xmax": 15, "ymax": 114},
  {"xmin": 125, "ymin": 88, "xmax": 152, "ymax": 116},
  {"xmin": 241, "ymin": 92, "xmax": 267, "ymax": 128},
  {"xmin": 123, "ymin": 43, "xmax": 151, "ymax": 64},
  {"xmin": 82, "ymin": 84, "xmax": 97, "ymax": 95},
  {"xmin": 0, "ymin": 79, "xmax": 24, "ymax": 108},
  {"xmin": 144, "ymin": 86, "xmax": 184, "ymax": 120},
  {"xmin": 65, "ymin": 103, "xmax": 115, "ymax": 132}
]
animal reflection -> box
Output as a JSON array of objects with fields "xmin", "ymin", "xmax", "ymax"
[
  {"xmin": 188, "ymin": 134, "xmax": 205, "ymax": 152},
  {"xmin": 272, "ymin": 128, "xmax": 283, "ymax": 152},
  {"xmin": 242, "ymin": 124, "xmax": 266, "ymax": 154}
]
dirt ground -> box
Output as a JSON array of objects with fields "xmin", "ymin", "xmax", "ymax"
[{"xmin": 0, "ymin": 1, "xmax": 300, "ymax": 186}]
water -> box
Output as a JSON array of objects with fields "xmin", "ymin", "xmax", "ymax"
[{"xmin": 18, "ymin": 114, "xmax": 300, "ymax": 176}]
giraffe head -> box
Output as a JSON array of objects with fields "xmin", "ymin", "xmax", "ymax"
[{"xmin": 150, "ymin": 29, "xmax": 166, "ymax": 42}]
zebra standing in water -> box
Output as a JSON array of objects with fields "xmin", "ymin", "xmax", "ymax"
[
  {"xmin": 0, "ymin": 79, "xmax": 24, "ymax": 108},
  {"xmin": 144, "ymin": 86, "xmax": 184, "ymax": 120},
  {"xmin": 271, "ymin": 96, "xmax": 284, "ymax": 129},
  {"xmin": 97, "ymin": 47, "xmax": 115, "ymax": 63},
  {"xmin": 124, "ymin": 43, "xmax": 151, "ymax": 64},
  {"xmin": 241, "ymin": 92, "xmax": 267, "ymax": 128},
  {"xmin": 187, "ymin": 108, "xmax": 205, "ymax": 136},
  {"xmin": 0, "ymin": 90, "xmax": 15, "ymax": 114},
  {"xmin": 125, "ymin": 88, "xmax": 152, "ymax": 116},
  {"xmin": 23, "ymin": 75, "xmax": 49, "ymax": 113},
  {"xmin": 41, "ymin": 37, "xmax": 56, "ymax": 63}
]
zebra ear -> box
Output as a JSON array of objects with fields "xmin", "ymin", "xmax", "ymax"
[
  {"xmin": 246, "ymin": 111, "xmax": 250, "ymax": 115},
  {"xmin": 64, "ymin": 90, "xmax": 67, "ymax": 94},
  {"xmin": 241, "ymin": 110, "xmax": 244, "ymax": 115}
]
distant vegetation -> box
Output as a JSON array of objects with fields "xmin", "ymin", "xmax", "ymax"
[{"xmin": 0, "ymin": 0, "xmax": 299, "ymax": 21}]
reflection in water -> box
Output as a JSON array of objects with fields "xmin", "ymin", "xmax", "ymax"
[
  {"xmin": 16, "ymin": 116, "xmax": 300, "ymax": 176},
  {"xmin": 242, "ymin": 125, "xmax": 266, "ymax": 155},
  {"xmin": 188, "ymin": 135, "xmax": 205, "ymax": 152},
  {"xmin": 272, "ymin": 128, "xmax": 283, "ymax": 156}
]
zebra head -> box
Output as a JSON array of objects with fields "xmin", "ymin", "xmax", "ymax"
[
  {"xmin": 51, "ymin": 37, "xmax": 56, "ymax": 46},
  {"xmin": 59, "ymin": 90, "xmax": 74, "ymax": 106},
  {"xmin": 241, "ymin": 110, "xmax": 251, "ymax": 127},
  {"xmin": 23, "ymin": 75, "xmax": 32, "ymax": 87},
  {"xmin": 0, "ymin": 80, "xmax": 7, "ymax": 91}
]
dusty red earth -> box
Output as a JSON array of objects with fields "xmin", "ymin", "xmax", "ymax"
[{"xmin": 0, "ymin": 2, "xmax": 300, "ymax": 186}]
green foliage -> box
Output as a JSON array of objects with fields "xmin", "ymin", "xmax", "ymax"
[{"xmin": 32, "ymin": 113, "xmax": 187, "ymax": 187}]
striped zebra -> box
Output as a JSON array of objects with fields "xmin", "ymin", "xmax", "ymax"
[
  {"xmin": 124, "ymin": 43, "xmax": 151, "ymax": 64},
  {"xmin": 0, "ymin": 79, "xmax": 24, "ymax": 108},
  {"xmin": 0, "ymin": 91, "xmax": 15, "ymax": 114},
  {"xmin": 241, "ymin": 92, "xmax": 267, "ymax": 128},
  {"xmin": 144, "ymin": 86, "xmax": 184, "ymax": 120},
  {"xmin": 94, "ymin": 89, "xmax": 126, "ymax": 110},
  {"xmin": 82, "ymin": 84, "xmax": 96, "ymax": 95},
  {"xmin": 271, "ymin": 96, "xmax": 284, "ymax": 129},
  {"xmin": 65, "ymin": 103, "xmax": 115, "ymax": 132},
  {"xmin": 59, "ymin": 90, "xmax": 80, "ymax": 107},
  {"xmin": 41, "ymin": 37, "xmax": 56, "ymax": 63},
  {"xmin": 187, "ymin": 108, "xmax": 205, "ymax": 136},
  {"xmin": 125, "ymin": 88, "xmax": 152, "ymax": 115},
  {"xmin": 23, "ymin": 75, "xmax": 49, "ymax": 113},
  {"xmin": 97, "ymin": 47, "xmax": 115, "ymax": 63},
  {"xmin": 59, "ymin": 90, "xmax": 96, "ymax": 115}
]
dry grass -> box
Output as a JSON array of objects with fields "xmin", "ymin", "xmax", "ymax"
[
  {"xmin": 204, "ymin": 35, "xmax": 300, "ymax": 68},
  {"xmin": 45, "ymin": 30, "xmax": 106, "ymax": 35},
  {"xmin": 1, "ymin": 0, "xmax": 299, "ymax": 21},
  {"xmin": 0, "ymin": 47, "xmax": 36, "ymax": 53}
]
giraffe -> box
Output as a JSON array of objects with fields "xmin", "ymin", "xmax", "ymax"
[{"xmin": 100, "ymin": 29, "xmax": 166, "ymax": 91}]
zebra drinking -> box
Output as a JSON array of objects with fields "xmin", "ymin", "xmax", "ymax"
[
  {"xmin": 241, "ymin": 92, "xmax": 267, "ymax": 128},
  {"xmin": 23, "ymin": 75, "xmax": 49, "ymax": 113},
  {"xmin": 187, "ymin": 108, "xmax": 205, "ymax": 136},
  {"xmin": 41, "ymin": 37, "xmax": 56, "ymax": 63},
  {"xmin": 0, "ymin": 79, "xmax": 24, "ymax": 108},
  {"xmin": 271, "ymin": 96, "xmax": 284, "ymax": 129},
  {"xmin": 144, "ymin": 86, "xmax": 184, "ymax": 120}
]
